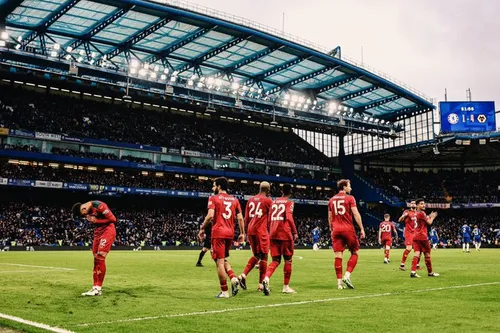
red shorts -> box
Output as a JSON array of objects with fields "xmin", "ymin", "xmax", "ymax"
[
  {"xmin": 92, "ymin": 226, "xmax": 116, "ymax": 257},
  {"xmin": 332, "ymin": 230, "xmax": 359, "ymax": 253},
  {"xmin": 413, "ymin": 239, "xmax": 431, "ymax": 253},
  {"xmin": 381, "ymin": 238, "xmax": 392, "ymax": 247},
  {"xmin": 404, "ymin": 232, "xmax": 414, "ymax": 246},
  {"xmin": 248, "ymin": 234, "xmax": 269, "ymax": 256},
  {"xmin": 270, "ymin": 239, "xmax": 294, "ymax": 258},
  {"xmin": 211, "ymin": 238, "xmax": 232, "ymax": 260}
]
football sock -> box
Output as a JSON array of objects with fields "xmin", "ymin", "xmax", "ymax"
[
  {"xmin": 463, "ymin": 243, "xmax": 466, "ymax": 251},
  {"xmin": 259, "ymin": 260, "xmax": 267, "ymax": 283},
  {"xmin": 284, "ymin": 261, "xmax": 292, "ymax": 285},
  {"xmin": 424, "ymin": 256, "xmax": 432, "ymax": 274},
  {"xmin": 411, "ymin": 256, "xmax": 419, "ymax": 272},
  {"xmin": 346, "ymin": 253, "xmax": 358, "ymax": 273},
  {"xmin": 466, "ymin": 243, "xmax": 470, "ymax": 252},
  {"xmin": 220, "ymin": 279, "xmax": 228, "ymax": 292},
  {"xmin": 384, "ymin": 249, "xmax": 389, "ymax": 259},
  {"xmin": 266, "ymin": 261, "xmax": 280, "ymax": 279},
  {"xmin": 226, "ymin": 269, "xmax": 236, "ymax": 280},
  {"xmin": 401, "ymin": 249, "xmax": 410, "ymax": 265},
  {"xmin": 93, "ymin": 258, "xmax": 106, "ymax": 287},
  {"xmin": 243, "ymin": 256, "xmax": 259, "ymax": 276},
  {"xmin": 197, "ymin": 250, "xmax": 206, "ymax": 264},
  {"xmin": 334, "ymin": 258, "xmax": 343, "ymax": 279}
]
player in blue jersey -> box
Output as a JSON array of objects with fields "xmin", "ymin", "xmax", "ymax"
[
  {"xmin": 312, "ymin": 226, "xmax": 320, "ymax": 251},
  {"xmin": 472, "ymin": 225, "xmax": 482, "ymax": 251},
  {"xmin": 430, "ymin": 227, "xmax": 439, "ymax": 249},
  {"xmin": 461, "ymin": 224, "xmax": 471, "ymax": 253}
]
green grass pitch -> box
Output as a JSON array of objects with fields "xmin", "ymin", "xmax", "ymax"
[{"xmin": 1, "ymin": 248, "xmax": 499, "ymax": 333}]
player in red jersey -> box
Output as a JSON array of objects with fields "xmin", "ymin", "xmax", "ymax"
[
  {"xmin": 328, "ymin": 179, "xmax": 365, "ymax": 290},
  {"xmin": 238, "ymin": 181, "xmax": 272, "ymax": 291},
  {"xmin": 398, "ymin": 200, "xmax": 421, "ymax": 271},
  {"xmin": 410, "ymin": 199, "xmax": 439, "ymax": 278},
  {"xmin": 72, "ymin": 200, "xmax": 117, "ymax": 296},
  {"xmin": 378, "ymin": 214, "xmax": 398, "ymax": 264},
  {"xmin": 262, "ymin": 184, "xmax": 298, "ymax": 296},
  {"xmin": 198, "ymin": 177, "xmax": 245, "ymax": 298}
]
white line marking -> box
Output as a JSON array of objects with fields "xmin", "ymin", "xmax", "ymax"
[
  {"xmin": 0, "ymin": 313, "xmax": 76, "ymax": 333},
  {"xmin": 0, "ymin": 263, "xmax": 76, "ymax": 271},
  {"xmin": 0, "ymin": 270, "xmax": 58, "ymax": 274},
  {"xmin": 76, "ymin": 281, "xmax": 500, "ymax": 327}
]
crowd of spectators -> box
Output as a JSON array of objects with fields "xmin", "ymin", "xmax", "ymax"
[
  {"xmin": 361, "ymin": 168, "xmax": 500, "ymax": 204},
  {"xmin": 0, "ymin": 163, "xmax": 333, "ymax": 200},
  {"xmin": 0, "ymin": 86, "xmax": 330, "ymax": 166}
]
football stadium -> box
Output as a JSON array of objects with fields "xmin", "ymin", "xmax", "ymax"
[{"xmin": 0, "ymin": 0, "xmax": 499, "ymax": 332}]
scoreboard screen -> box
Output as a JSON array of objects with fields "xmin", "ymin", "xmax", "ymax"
[{"xmin": 440, "ymin": 101, "xmax": 496, "ymax": 133}]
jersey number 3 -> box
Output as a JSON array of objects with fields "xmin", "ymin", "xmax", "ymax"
[{"xmin": 222, "ymin": 201, "xmax": 232, "ymax": 219}]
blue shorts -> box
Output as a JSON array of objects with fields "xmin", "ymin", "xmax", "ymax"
[
  {"xmin": 463, "ymin": 237, "xmax": 471, "ymax": 243},
  {"xmin": 313, "ymin": 238, "xmax": 319, "ymax": 243},
  {"xmin": 431, "ymin": 237, "xmax": 438, "ymax": 244},
  {"xmin": 474, "ymin": 237, "xmax": 481, "ymax": 243}
]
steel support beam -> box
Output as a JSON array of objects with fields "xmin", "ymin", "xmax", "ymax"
[
  {"xmin": 339, "ymin": 85, "xmax": 378, "ymax": 101},
  {"xmin": 98, "ymin": 17, "xmax": 172, "ymax": 65},
  {"xmin": 22, "ymin": 0, "xmax": 80, "ymax": 48},
  {"xmin": 176, "ymin": 35, "xmax": 247, "ymax": 74},
  {"xmin": 146, "ymin": 27, "xmax": 211, "ymax": 64},
  {"xmin": 264, "ymin": 65, "xmax": 336, "ymax": 95},
  {"xmin": 243, "ymin": 55, "xmax": 309, "ymax": 86}
]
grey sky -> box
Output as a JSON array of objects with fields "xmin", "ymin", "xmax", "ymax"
[{"xmin": 187, "ymin": 0, "xmax": 500, "ymax": 107}]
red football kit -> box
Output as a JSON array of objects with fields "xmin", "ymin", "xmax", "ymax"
[
  {"xmin": 208, "ymin": 193, "xmax": 242, "ymax": 260},
  {"xmin": 412, "ymin": 210, "xmax": 431, "ymax": 253},
  {"xmin": 403, "ymin": 210, "xmax": 417, "ymax": 246},
  {"xmin": 89, "ymin": 201, "xmax": 116, "ymax": 256},
  {"xmin": 379, "ymin": 221, "xmax": 396, "ymax": 247},
  {"xmin": 329, "ymin": 191, "xmax": 359, "ymax": 252},
  {"xmin": 269, "ymin": 197, "xmax": 297, "ymax": 257},
  {"xmin": 245, "ymin": 194, "xmax": 272, "ymax": 255}
]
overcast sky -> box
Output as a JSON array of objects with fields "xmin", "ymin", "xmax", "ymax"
[{"xmin": 187, "ymin": 0, "xmax": 499, "ymax": 108}]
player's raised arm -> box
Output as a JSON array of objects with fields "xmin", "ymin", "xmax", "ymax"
[
  {"xmin": 93, "ymin": 203, "xmax": 116, "ymax": 224},
  {"xmin": 426, "ymin": 211, "xmax": 438, "ymax": 225},
  {"xmin": 398, "ymin": 210, "xmax": 407, "ymax": 223}
]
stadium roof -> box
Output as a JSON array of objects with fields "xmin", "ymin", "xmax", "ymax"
[{"xmin": 1, "ymin": 0, "xmax": 434, "ymax": 120}]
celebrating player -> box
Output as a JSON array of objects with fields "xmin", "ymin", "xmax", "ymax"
[
  {"xmin": 262, "ymin": 184, "xmax": 298, "ymax": 296},
  {"xmin": 72, "ymin": 200, "xmax": 117, "ymax": 296},
  {"xmin": 328, "ymin": 179, "xmax": 365, "ymax": 290},
  {"xmin": 198, "ymin": 177, "xmax": 245, "ymax": 298},
  {"xmin": 398, "ymin": 201, "xmax": 420, "ymax": 271},
  {"xmin": 239, "ymin": 181, "xmax": 272, "ymax": 291},
  {"xmin": 462, "ymin": 224, "xmax": 471, "ymax": 253},
  {"xmin": 430, "ymin": 227, "xmax": 439, "ymax": 249},
  {"xmin": 410, "ymin": 199, "xmax": 439, "ymax": 278},
  {"xmin": 312, "ymin": 226, "xmax": 320, "ymax": 251},
  {"xmin": 196, "ymin": 220, "xmax": 212, "ymax": 267},
  {"xmin": 472, "ymin": 225, "xmax": 482, "ymax": 251},
  {"xmin": 378, "ymin": 214, "xmax": 398, "ymax": 264}
]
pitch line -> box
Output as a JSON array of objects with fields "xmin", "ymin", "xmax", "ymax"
[
  {"xmin": 76, "ymin": 281, "xmax": 500, "ymax": 327},
  {"xmin": 0, "ymin": 313, "xmax": 75, "ymax": 333},
  {"xmin": 0, "ymin": 263, "xmax": 76, "ymax": 271}
]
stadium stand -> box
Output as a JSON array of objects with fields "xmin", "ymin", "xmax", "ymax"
[{"xmin": 0, "ymin": 86, "xmax": 330, "ymax": 166}]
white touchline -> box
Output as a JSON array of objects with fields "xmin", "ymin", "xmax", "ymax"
[
  {"xmin": 0, "ymin": 313, "xmax": 76, "ymax": 333},
  {"xmin": 75, "ymin": 281, "xmax": 500, "ymax": 327},
  {"xmin": 0, "ymin": 263, "xmax": 76, "ymax": 271}
]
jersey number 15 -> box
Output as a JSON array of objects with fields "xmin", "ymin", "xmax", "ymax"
[{"xmin": 332, "ymin": 200, "xmax": 346, "ymax": 215}]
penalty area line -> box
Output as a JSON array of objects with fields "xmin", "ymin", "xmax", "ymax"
[
  {"xmin": 0, "ymin": 263, "xmax": 76, "ymax": 271},
  {"xmin": 0, "ymin": 313, "xmax": 75, "ymax": 333},
  {"xmin": 75, "ymin": 281, "xmax": 500, "ymax": 327}
]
